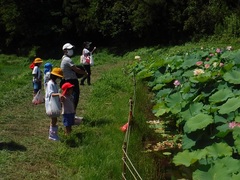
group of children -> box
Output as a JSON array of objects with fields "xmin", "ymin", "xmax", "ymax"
[{"xmin": 31, "ymin": 57, "xmax": 78, "ymax": 141}]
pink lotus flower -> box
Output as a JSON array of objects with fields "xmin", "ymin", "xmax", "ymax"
[
  {"xmin": 173, "ymin": 80, "xmax": 181, "ymax": 87},
  {"xmin": 219, "ymin": 63, "xmax": 224, "ymax": 67},
  {"xmin": 205, "ymin": 64, "xmax": 210, "ymax": 69},
  {"xmin": 206, "ymin": 57, "xmax": 210, "ymax": 61},
  {"xmin": 196, "ymin": 61, "xmax": 203, "ymax": 66},
  {"xmin": 229, "ymin": 122, "xmax": 240, "ymax": 129},
  {"xmin": 210, "ymin": 53, "xmax": 214, "ymax": 57},
  {"xmin": 216, "ymin": 48, "xmax": 221, "ymax": 53}
]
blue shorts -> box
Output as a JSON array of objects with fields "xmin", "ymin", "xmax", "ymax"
[
  {"xmin": 33, "ymin": 81, "xmax": 42, "ymax": 93},
  {"xmin": 62, "ymin": 113, "xmax": 75, "ymax": 127}
]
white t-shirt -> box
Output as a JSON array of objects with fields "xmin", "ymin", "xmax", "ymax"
[
  {"xmin": 45, "ymin": 79, "xmax": 60, "ymax": 113},
  {"xmin": 81, "ymin": 48, "xmax": 91, "ymax": 65},
  {"xmin": 32, "ymin": 66, "xmax": 41, "ymax": 82},
  {"xmin": 60, "ymin": 55, "xmax": 77, "ymax": 80}
]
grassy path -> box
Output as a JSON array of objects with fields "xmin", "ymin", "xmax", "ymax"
[{"xmin": 0, "ymin": 61, "xmax": 126, "ymax": 179}]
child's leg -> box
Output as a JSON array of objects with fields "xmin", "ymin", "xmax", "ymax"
[
  {"xmin": 49, "ymin": 117, "xmax": 59, "ymax": 141},
  {"xmin": 65, "ymin": 126, "xmax": 72, "ymax": 135},
  {"xmin": 51, "ymin": 117, "xmax": 58, "ymax": 126}
]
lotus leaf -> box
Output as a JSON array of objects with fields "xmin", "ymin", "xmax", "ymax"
[
  {"xmin": 173, "ymin": 150, "xmax": 198, "ymax": 167},
  {"xmin": 214, "ymin": 157, "xmax": 240, "ymax": 173},
  {"xmin": 205, "ymin": 142, "xmax": 232, "ymax": 158},
  {"xmin": 193, "ymin": 163, "xmax": 231, "ymax": 180},
  {"xmin": 165, "ymin": 92, "xmax": 182, "ymax": 106},
  {"xmin": 152, "ymin": 102, "xmax": 170, "ymax": 116},
  {"xmin": 232, "ymin": 51, "xmax": 240, "ymax": 65},
  {"xmin": 152, "ymin": 83, "xmax": 165, "ymax": 91},
  {"xmin": 149, "ymin": 60, "xmax": 165, "ymax": 70},
  {"xmin": 209, "ymin": 88, "xmax": 234, "ymax": 104},
  {"xmin": 182, "ymin": 134, "xmax": 196, "ymax": 149},
  {"xmin": 156, "ymin": 88, "xmax": 172, "ymax": 98},
  {"xmin": 214, "ymin": 115, "xmax": 227, "ymax": 123},
  {"xmin": 184, "ymin": 113, "xmax": 213, "ymax": 133},
  {"xmin": 181, "ymin": 54, "xmax": 200, "ymax": 69},
  {"xmin": 223, "ymin": 70, "xmax": 240, "ymax": 84},
  {"xmin": 155, "ymin": 73, "xmax": 174, "ymax": 84},
  {"xmin": 180, "ymin": 102, "xmax": 203, "ymax": 120},
  {"xmin": 191, "ymin": 71, "xmax": 212, "ymax": 83},
  {"xmin": 136, "ymin": 69, "xmax": 153, "ymax": 79},
  {"xmin": 232, "ymin": 173, "xmax": 240, "ymax": 180},
  {"xmin": 218, "ymin": 97, "xmax": 240, "ymax": 114},
  {"xmin": 235, "ymin": 116, "xmax": 240, "ymax": 122}
]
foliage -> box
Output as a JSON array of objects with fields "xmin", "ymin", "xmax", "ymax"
[
  {"xmin": 128, "ymin": 45, "xmax": 240, "ymax": 178},
  {"xmin": 1, "ymin": 0, "xmax": 240, "ymax": 56}
]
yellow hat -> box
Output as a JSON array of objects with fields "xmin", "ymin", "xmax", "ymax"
[
  {"xmin": 33, "ymin": 58, "xmax": 43, "ymax": 64},
  {"xmin": 51, "ymin": 68, "xmax": 63, "ymax": 78}
]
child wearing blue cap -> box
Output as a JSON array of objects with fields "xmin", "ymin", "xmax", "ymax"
[{"xmin": 44, "ymin": 62, "xmax": 53, "ymax": 89}]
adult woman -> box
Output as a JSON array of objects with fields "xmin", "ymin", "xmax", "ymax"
[{"xmin": 60, "ymin": 43, "xmax": 87, "ymax": 111}]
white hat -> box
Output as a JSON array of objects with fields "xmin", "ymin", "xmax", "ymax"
[{"xmin": 62, "ymin": 43, "xmax": 74, "ymax": 50}]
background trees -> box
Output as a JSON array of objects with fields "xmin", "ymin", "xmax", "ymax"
[{"xmin": 0, "ymin": 0, "xmax": 240, "ymax": 58}]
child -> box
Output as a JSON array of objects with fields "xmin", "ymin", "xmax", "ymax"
[
  {"xmin": 32, "ymin": 58, "xmax": 43, "ymax": 96},
  {"xmin": 80, "ymin": 41, "xmax": 96, "ymax": 85},
  {"xmin": 61, "ymin": 82, "xmax": 76, "ymax": 135},
  {"xmin": 43, "ymin": 62, "xmax": 53, "ymax": 89},
  {"xmin": 45, "ymin": 68, "xmax": 63, "ymax": 141}
]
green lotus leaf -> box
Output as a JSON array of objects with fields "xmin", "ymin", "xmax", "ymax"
[
  {"xmin": 215, "ymin": 124, "xmax": 230, "ymax": 138},
  {"xmin": 215, "ymin": 157, "xmax": 240, "ymax": 173},
  {"xmin": 223, "ymin": 70, "xmax": 240, "ymax": 84},
  {"xmin": 232, "ymin": 128, "xmax": 240, "ymax": 152},
  {"xmin": 209, "ymin": 88, "xmax": 234, "ymax": 104},
  {"xmin": 149, "ymin": 60, "xmax": 165, "ymax": 70},
  {"xmin": 156, "ymin": 88, "xmax": 172, "ymax": 98},
  {"xmin": 193, "ymin": 163, "xmax": 231, "ymax": 180},
  {"xmin": 152, "ymin": 102, "xmax": 170, "ymax": 116},
  {"xmin": 155, "ymin": 73, "xmax": 174, "ymax": 84},
  {"xmin": 218, "ymin": 97, "xmax": 240, "ymax": 114},
  {"xmin": 152, "ymin": 83, "xmax": 165, "ymax": 91},
  {"xmin": 222, "ymin": 50, "xmax": 240, "ymax": 65},
  {"xmin": 235, "ymin": 116, "xmax": 240, "ymax": 122},
  {"xmin": 180, "ymin": 102, "xmax": 203, "ymax": 120},
  {"xmin": 181, "ymin": 54, "xmax": 201, "ymax": 69},
  {"xmin": 173, "ymin": 150, "xmax": 199, "ymax": 167},
  {"xmin": 191, "ymin": 71, "xmax": 212, "ymax": 83},
  {"xmin": 136, "ymin": 69, "xmax": 153, "ymax": 79},
  {"xmin": 165, "ymin": 92, "xmax": 184, "ymax": 114},
  {"xmin": 165, "ymin": 92, "xmax": 182, "ymax": 106},
  {"xmin": 214, "ymin": 115, "xmax": 227, "ymax": 123},
  {"xmin": 184, "ymin": 113, "xmax": 213, "ymax": 133},
  {"xmin": 182, "ymin": 134, "xmax": 196, "ymax": 149},
  {"xmin": 182, "ymin": 69, "xmax": 195, "ymax": 77},
  {"xmin": 205, "ymin": 142, "xmax": 232, "ymax": 158},
  {"xmin": 232, "ymin": 173, "xmax": 240, "ymax": 180}
]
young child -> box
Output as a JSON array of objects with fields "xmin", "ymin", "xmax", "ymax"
[
  {"xmin": 45, "ymin": 68, "xmax": 63, "ymax": 141},
  {"xmin": 32, "ymin": 58, "xmax": 43, "ymax": 96},
  {"xmin": 61, "ymin": 82, "xmax": 76, "ymax": 135},
  {"xmin": 43, "ymin": 62, "xmax": 53, "ymax": 89}
]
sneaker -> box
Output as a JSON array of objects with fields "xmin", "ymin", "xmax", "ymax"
[{"xmin": 74, "ymin": 116, "xmax": 83, "ymax": 125}]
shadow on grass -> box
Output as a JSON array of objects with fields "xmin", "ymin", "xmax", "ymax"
[
  {"xmin": 62, "ymin": 132, "xmax": 85, "ymax": 148},
  {"xmin": 0, "ymin": 141, "xmax": 27, "ymax": 151},
  {"xmin": 85, "ymin": 118, "xmax": 112, "ymax": 127}
]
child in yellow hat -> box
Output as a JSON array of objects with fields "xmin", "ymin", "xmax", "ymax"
[{"xmin": 45, "ymin": 68, "xmax": 63, "ymax": 141}]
